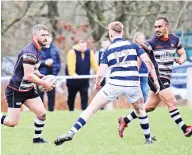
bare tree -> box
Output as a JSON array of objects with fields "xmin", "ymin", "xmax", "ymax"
[{"xmin": 1, "ymin": 1, "xmax": 33, "ymax": 35}]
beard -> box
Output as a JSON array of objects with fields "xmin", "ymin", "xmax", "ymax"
[
  {"xmin": 38, "ymin": 40, "xmax": 47, "ymax": 47},
  {"xmin": 156, "ymin": 28, "xmax": 167, "ymax": 38}
]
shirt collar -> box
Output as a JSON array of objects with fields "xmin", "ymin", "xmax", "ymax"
[
  {"xmin": 112, "ymin": 37, "xmax": 124, "ymax": 43},
  {"xmin": 32, "ymin": 39, "xmax": 41, "ymax": 52},
  {"xmin": 159, "ymin": 37, "xmax": 169, "ymax": 41},
  {"xmin": 157, "ymin": 34, "xmax": 169, "ymax": 41}
]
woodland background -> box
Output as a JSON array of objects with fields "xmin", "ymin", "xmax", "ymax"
[{"xmin": 1, "ymin": 1, "xmax": 192, "ymax": 75}]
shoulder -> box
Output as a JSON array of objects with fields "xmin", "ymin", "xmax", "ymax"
[
  {"xmin": 67, "ymin": 49, "xmax": 76, "ymax": 57},
  {"xmin": 22, "ymin": 43, "xmax": 38, "ymax": 56},
  {"xmin": 146, "ymin": 36, "xmax": 157, "ymax": 44},
  {"xmin": 169, "ymin": 33, "xmax": 180, "ymax": 41},
  {"xmin": 108, "ymin": 39, "xmax": 129, "ymax": 50},
  {"xmin": 90, "ymin": 50, "xmax": 94, "ymax": 54},
  {"xmin": 68, "ymin": 48, "xmax": 75, "ymax": 54}
]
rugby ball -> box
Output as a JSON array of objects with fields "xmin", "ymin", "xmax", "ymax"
[{"xmin": 38, "ymin": 75, "xmax": 57, "ymax": 92}]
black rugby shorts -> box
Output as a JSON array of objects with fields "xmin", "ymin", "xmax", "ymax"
[
  {"xmin": 148, "ymin": 77, "xmax": 170, "ymax": 93},
  {"xmin": 5, "ymin": 87, "xmax": 39, "ymax": 108}
]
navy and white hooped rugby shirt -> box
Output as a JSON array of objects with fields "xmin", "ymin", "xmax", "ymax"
[
  {"xmin": 8, "ymin": 40, "xmax": 41, "ymax": 92},
  {"xmin": 144, "ymin": 34, "xmax": 183, "ymax": 80},
  {"xmin": 101, "ymin": 38, "xmax": 145, "ymax": 87}
]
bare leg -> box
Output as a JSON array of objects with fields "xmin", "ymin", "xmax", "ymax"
[
  {"xmin": 54, "ymin": 90, "xmax": 111, "ymax": 145},
  {"xmin": 131, "ymin": 98, "xmax": 152, "ymax": 142},
  {"xmin": 122, "ymin": 90, "xmax": 160, "ymax": 124},
  {"xmin": 158, "ymin": 88, "xmax": 192, "ymax": 136},
  {"xmin": 118, "ymin": 90, "xmax": 160, "ymax": 138},
  {"xmin": 1, "ymin": 108, "xmax": 21, "ymax": 127}
]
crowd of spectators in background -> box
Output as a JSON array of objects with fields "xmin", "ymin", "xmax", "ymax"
[{"xmin": 37, "ymin": 33, "xmax": 148, "ymax": 111}]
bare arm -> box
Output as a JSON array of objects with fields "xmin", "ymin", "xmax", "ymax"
[
  {"xmin": 137, "ymin": 57, "xmax": 142, "ymax": 70},
  {"xmin": 140, "ymin": 53, "xmax": 157, "ymax": 80},
  {"xmin": 23, "ymin": 64, "xmax": 46, "ymax": 85},
  {"xmin": 175, "ymin": 48, "xmax": 186, "ymax": 65},
  {"xmin": 34, "ymin": 69, "xmax": 45, "ymax": 78},
  {"xmin": 95, "ymin": 64, "xmax": 108, "ymax": 89},
  {"xmin": 135, "ymin": 39, "xmax": 152, "ymax": 53},
  {"xmin": 140, "ymin": 53, "xmax": 160, "ymax": 93}
]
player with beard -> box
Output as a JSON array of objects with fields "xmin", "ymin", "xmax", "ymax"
[
  {"xmin": 118, "ymin": 17, "xmax": 192, "ymax": 139},
  {"xmin": 1, "ymin": 24, "xmax": 55, "ymax": 143}
]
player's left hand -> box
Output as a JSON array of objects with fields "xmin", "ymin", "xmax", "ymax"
[
  {"xmin": 174, "ymin": 58, "xmax": 184, "ymax": 65},
  {"xmin": 94, "ymin": 83, "xmax": 102, "ymax": 91},
  {"xmin": 154, "ymin": 80, "xmax": 160, "ymax": 94}
]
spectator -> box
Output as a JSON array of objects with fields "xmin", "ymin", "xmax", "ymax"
[
  {"xmin": 65, "ymin": 40, "xmax": 98, "ymax": 111},
  {"xmin": 38, "ymin": 35, "xmax": 61, "ymax": 111},
  {"xmin": 133, "ymin": 32, "xmax": 148, "ymax": 103},
  {"xmin": 95, "ymin": 39, "xmax": 113, "ymax": 110}
]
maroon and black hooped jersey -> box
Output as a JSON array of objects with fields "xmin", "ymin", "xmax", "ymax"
[
  {"xmin": 8, "ymin": 41, "xmax": 41, "ymax": 92},
  {"xmin": 144, "ymin": 34, "xmax": 183, "ymax": 80}
]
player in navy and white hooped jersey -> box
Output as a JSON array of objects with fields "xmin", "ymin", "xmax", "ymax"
[
  {"xmin": 1, "ymin": 24, "xmax": 55, "ymax": 144},
  {"xmin": 119, "ymin": 17, "xmax": 192, "ymax": 138},
  {"xmin": 54, "ymin": 21, "xmax": 160, "ymax": 145}
]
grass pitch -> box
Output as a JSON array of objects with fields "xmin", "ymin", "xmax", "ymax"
[{"xmin": 1, "ymin": 106, "xmax": 192, "ymax": 155}]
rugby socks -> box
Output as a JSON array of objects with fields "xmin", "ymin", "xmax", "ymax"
[
  {"xmin": 67, "ymin": 117, "xmax": 86, "ymax": 136},
  {"xmin": 34, "ymin": 117, "xmax": 45, "ymax": 139},
  {"xmin": 170, "ymin": 109, "xmax": 187, "ymax": 133},
  {"xmin": 138, "ymin": 115, "xmax": 151, "ymax": 141},
  {"xmin": 1, "ymin": 114, "xmax": 6, "ymax": 124},
  {"xmin": 124, "ymin": 111, "xmax": 137, "ymax": 124}
]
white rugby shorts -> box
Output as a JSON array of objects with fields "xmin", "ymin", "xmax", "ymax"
[{"xmin": 99, "ymin": 83, "xmax": 143, "ymax": 104}]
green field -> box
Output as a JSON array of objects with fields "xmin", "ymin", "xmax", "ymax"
[{"xmin": 1, "ymin": 106, "xmax": 192, "ymax": 155}]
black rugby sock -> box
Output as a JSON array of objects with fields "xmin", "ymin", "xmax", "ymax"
[{"xmin": 1, "ymin": 114, "xmax": 6, "ymax": 124}]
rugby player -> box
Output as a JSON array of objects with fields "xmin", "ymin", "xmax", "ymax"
[
  {"xmin": 118, "ymin": 17, "xmax": 192, "ymax": 138},
  {"xmin": 54, "ymin": 21, "xmax": 160, "ymax": 145},
  {"xmin": 1, "ymin": 24, "xmax": 55, "ymax": 143}
]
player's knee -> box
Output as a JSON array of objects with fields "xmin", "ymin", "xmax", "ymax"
[
  {"xmin": 37, "ymin": 113, "xmax": 46, "ymax": 120},
  {"xmin": 135, "ymin": 106, "xmax": 145, "ymax": 116},
  {"xmin": 146, "ymin": 106, "xmax": 156, "ymax": 112},
  {"xmin": 6, "ymin": 120, "xmax": 18, "ymax": 127}
]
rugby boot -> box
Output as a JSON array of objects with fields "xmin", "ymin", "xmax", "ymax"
[
  {"xmin": 118, "ymin": 116, "xmax": 127, "ymax": 138},
  {"xmin": 152, "ymin": 136, "xmax": 157, "ymax": 141},
  {"xmin": 54, "ymin": 133, "xmax": 73, "ymax": 146},
  {"xmin": 145, "ymin": 138, "xmax": 154, "ymax": 144},
  {"xmin": 33, "ymin": 138, "xmax": 48, "ymax": 144},
  {"xmin": 184, "ymin": 125, "xmax": 192, "ymax": 137}
]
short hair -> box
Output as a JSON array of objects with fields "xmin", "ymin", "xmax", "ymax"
[
  {"xmin": 108, "ymin": 21, "xmax": 124, "ymax": 33},
  {"xmin": 32, "ymin": 24, "xmax": 48, "ymax": 35},
  {"xmin": 156, "ymin": 17, "xmax": 169, "ymax": 25}
]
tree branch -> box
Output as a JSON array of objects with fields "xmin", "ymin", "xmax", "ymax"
[
  {"xmin": 79, "ymin": 1, "xmax": 106, "ymax": 30},
  {"xmin": 173, "ymin": 1, "xmax": 189, "ymax": 31},
  {"xmin": 2, "ymin": 1, "xmax": 33, "ymax": 35}
]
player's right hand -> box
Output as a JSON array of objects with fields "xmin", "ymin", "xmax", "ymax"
[
  {"xmin": 45, "ymin": 59, "xmax": 53, "ymax": 67},
  {"xmin": 42, "ymin": 80, "xmax": 55, "ymax": 92},
  {"xmin": 154, "ymin": 80, "xmax": 160, "ymax": 94}
]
